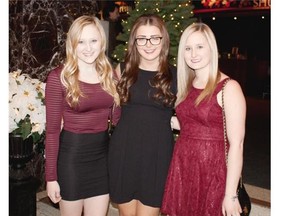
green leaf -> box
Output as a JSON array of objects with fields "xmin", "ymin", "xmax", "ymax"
[{"xmin": 13, "ymin": 118, "xmax": 32, "ymax": 139}]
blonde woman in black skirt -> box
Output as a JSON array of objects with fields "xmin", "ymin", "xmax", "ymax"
[{"xmin": 45, "ymin": 15, "xmax": 120, "ymax": 216}]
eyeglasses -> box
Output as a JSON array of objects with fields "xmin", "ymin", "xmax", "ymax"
[{"xmin": 135, "ymin": 37, "xmax": 163, "ymax": 46}]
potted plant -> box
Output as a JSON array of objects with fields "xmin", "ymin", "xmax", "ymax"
[{"xmin": 9, "ymin": 69, "xmax": 46, "ymax": 167}]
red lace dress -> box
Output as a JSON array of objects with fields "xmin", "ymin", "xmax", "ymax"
[{"xmin": 161, "ymin": 79, "xmax": 229, "ymax": 216}]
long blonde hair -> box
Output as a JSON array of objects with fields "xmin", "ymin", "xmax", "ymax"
[
  {"xmin": 176, "ymin": 22, "xmax": 220, "ymax": 107},
  {"xmin": 60, "ymin": 15, "xmax": 119, "ymax": 107}
]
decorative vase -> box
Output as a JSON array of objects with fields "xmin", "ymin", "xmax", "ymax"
[
  {"xmin": 9, "ymin": 133, "xmax": 34, "ymax": 180},
  {"xmin": 9, "ymin": 134, "xmax": 40, "ymax": 216}
]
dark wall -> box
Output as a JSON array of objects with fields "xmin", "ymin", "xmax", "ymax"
[
  {"xmin": 202, "ymin": 15, "xmax": 270, "ymax": 62},
  {"xmin": 198, "ymin": 12, "xmax": 271, "ymax": 97},
  {"xmin": 9, "ymin": 0, "xmax": 100, "ymax": 81}
]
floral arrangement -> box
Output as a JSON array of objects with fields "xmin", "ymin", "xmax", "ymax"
[{"xmin": 9, "ymin": 69, "xmax": 46, "ymax": 144}]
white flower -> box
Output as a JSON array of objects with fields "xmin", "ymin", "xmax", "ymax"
[{"xmin": 9, "ymin": 69, "xmax": 46, "ymax": 143}]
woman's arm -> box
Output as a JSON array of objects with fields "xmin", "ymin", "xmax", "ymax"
[
  {"xmin": 221, "ymin": 79, "xmax": 246, "ymax": 215},
  {"xmin": 45, "ymin": 69, "xmax": 64, "ymax": 181}
]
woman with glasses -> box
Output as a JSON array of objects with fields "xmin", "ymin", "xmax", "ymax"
[{"xmin": 108, "ymin": 14, "xmax": 177, "ymax": 216}]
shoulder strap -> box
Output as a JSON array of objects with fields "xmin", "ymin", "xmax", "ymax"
[{"xmin": 214, "ymin": 77, "xmax": 231, "ymax": 94}]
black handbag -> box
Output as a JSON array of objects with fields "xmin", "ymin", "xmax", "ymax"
[
  {"xmin": 222, "ymin": 78, "xmax": 251, "ymax": 216},
  {"xmin": 237, "ymin": 178, "xmax": 252, "ymax": 216}
]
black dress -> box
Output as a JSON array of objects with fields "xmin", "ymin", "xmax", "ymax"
[{"xmin": 108, "ymin": 66, "xmax": 177, "ymax": 207}]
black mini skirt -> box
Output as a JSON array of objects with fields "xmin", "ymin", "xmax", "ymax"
[{"xmin": 57, "ymin": 130, "xmax": 109, "ymax": 201}]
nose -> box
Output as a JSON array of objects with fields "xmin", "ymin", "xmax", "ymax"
[
  {"xmin": 85, "ymin": 42, "xmax": 92, "ymax": 51},
  {"xmin": 190, "ymin": 49, "xmax": 196, "ymax": 58},
  {"xmin": 146, "ymin": 39, "xmax": 152, "ymax": 47}
]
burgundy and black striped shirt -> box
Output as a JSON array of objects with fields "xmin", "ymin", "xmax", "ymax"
[{"xmin": 45, "ymin": 66, "xmax": 120, "ymax": 181}]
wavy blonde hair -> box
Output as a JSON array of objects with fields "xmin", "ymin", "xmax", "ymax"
[
  {"xmin": 176, "ymin": 22, "xmax": 221, "ymax": 107},
  {"xmin": 60, "ymin": 15, "xmax": 119, "ymax": 107}
]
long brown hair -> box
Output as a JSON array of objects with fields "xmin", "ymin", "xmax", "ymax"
[{"xmin": 117, "ymin": 14, "xmax": 176, "ymax": 107}]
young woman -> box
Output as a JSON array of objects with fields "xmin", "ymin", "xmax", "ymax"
[
  {"xmin": 161, "ymin": 22, "xmax": 246, "ymax": 216},
  {"xmin": 108, "ymin": 14, "xmax": 177, "ymax": 216},
  {"xmin": 45, "ymin": 15, "xmax": 120, "ymax": 216}
]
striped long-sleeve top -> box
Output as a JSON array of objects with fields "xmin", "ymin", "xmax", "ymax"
[{"xmin": 45, "ymin": 66, "xmax": 120, "ymax": 181}]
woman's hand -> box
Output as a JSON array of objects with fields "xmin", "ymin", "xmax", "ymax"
[
  {"xmin": 46, "ymin": 181, "xmax": 62, "ymax": 203},
  {"xmin": 222, "ymin": 195, "xmax": 242, "ymax": 216},
  {"xmin": 170, "ymin": 116, "xmax": 180, "ymax": 131}
]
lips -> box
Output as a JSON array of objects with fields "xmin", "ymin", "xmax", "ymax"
[
  {"xmin": 83, "ymin": 53, "xmax": 94, "ymax": 57},
  {"xmin": 191, "ymin": 59, "xmax": 201, "ymax": 63},
  {"xmin": 144, "ymin": 49, "xmax": 156, "ymax": 54}
]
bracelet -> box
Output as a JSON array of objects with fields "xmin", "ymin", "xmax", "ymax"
[{"xmin": 226, "ymin": 194, "xmax": 238, "ymax": 202}]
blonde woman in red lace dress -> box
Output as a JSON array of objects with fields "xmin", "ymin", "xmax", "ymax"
[{"xmin": 161, "ymin": 23, "xmax": 246, "ymax": 216}]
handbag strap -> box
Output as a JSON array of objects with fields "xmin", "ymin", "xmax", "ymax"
[
  {"xmin": 221, "ymin": 78, "xmax": 243, "ymax": 186},
  {"xmin": 221, "ymin": 78, "xmax": 231, "ymax": 166}
]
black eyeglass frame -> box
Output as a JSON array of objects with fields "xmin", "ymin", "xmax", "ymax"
[{"xmin": 135, "ymin": 37, "xmax": 163, "ymax": 46}]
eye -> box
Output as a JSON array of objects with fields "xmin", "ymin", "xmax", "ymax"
[
  {"xmin": 150, "ymin": 37, "xmax": 161, "ymax": 43},
  {"xmin": 91, "ymin": 39, "xmax": 97, "ymax": 43},
  {"xmin": 137, "ymin": 38, "xmax": 146, "ymax": 42},
  {"xmin": 185, "ymin": 47, "xmax": 191, "ymax": 51},
  {"xmin": 78, "ymin": 40, "xmax": 84, "ymax": 44},
  {"xmin": 135, "ymin": 38, "xmax": 147, "ymax": 46}
]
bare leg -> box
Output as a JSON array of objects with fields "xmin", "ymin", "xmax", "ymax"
[
  {"xmin": 83, "ymin": 194, "xmax": 110, "ymax": 216},
  {"xmin": 118, "ymin": 199, "xmax": 160, "ymax": 216},
  {"xmin": 59, "ymin": 199, "xmax": 84, "ymax": 216},
  {"xmin": 136, "ymin": 200, "xmax": 160, "ymax": 216},
  {"xmin": 118, "ymin": 199, "xmax": 137, "ymax": 216}
]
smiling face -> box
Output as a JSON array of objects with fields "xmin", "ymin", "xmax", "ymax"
[
  {"xmin": 76, "ymin": 24, "xmax": 102, "ymax": 66},
  {"xmin": 135, "ymin": 24, "xmax": 163, "ymax": 65},
  {"xmin": 184, "ymin": 31, "xmax": 211, "ymax": 72}
]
